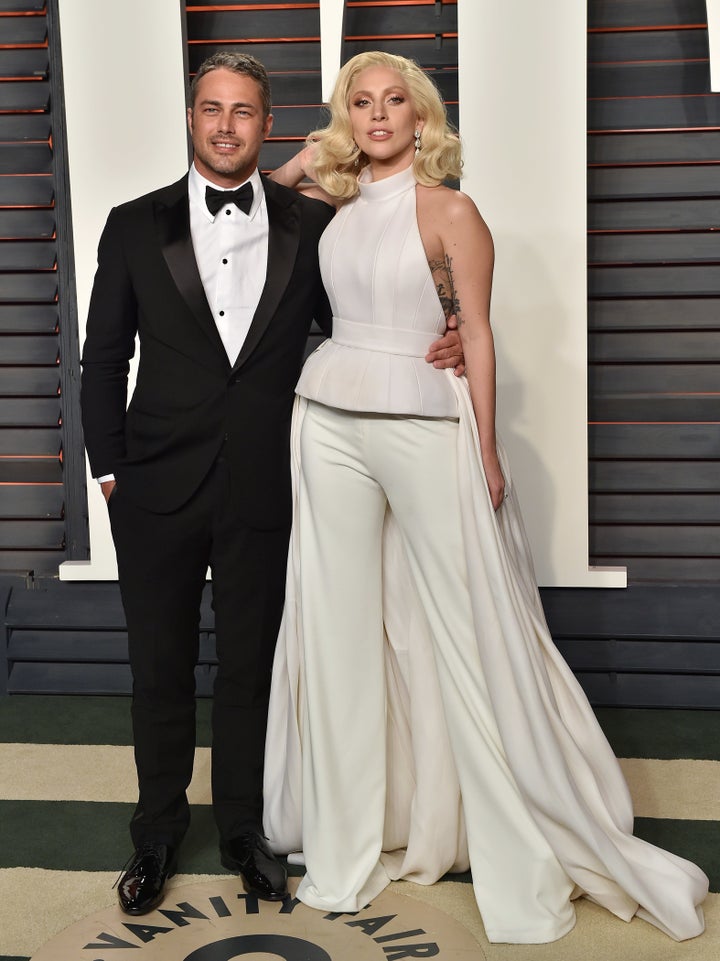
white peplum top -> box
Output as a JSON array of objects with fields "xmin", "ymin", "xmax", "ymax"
[{"xmin": 295, "ymin": 164, "xmax": 459, "ymax": 417}]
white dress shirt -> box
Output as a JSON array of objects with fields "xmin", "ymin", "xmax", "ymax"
[{"xmin": 188, "ymin": 162, "xmax": 269, "ymax": 364}]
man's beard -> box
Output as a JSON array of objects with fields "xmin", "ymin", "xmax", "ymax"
[{"xmin": 196, "ymin": 140, "xmax": 250, "ymax": 179}]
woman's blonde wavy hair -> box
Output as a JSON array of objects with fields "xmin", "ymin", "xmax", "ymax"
[{"xmin": 309, "ymin": 51, "xmax": 462, "ymax": 200}]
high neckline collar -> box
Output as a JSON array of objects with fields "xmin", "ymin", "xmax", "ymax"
[{"xmin": 357, "ymin": 163, "xmax": 416, "ymax": 202}]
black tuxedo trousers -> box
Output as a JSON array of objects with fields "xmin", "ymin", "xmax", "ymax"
[
  {"xmin": 109, "ymin": 453, "xmax": 290, "ymax": 844},
  {"xmin": 81, "ymin": 174, "xmax": 334, "ymax": 847}
]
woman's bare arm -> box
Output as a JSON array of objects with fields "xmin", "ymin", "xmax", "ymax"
[
  {"xmin": 268, "ymin": 145, "xmax": 337, "ymax": 206},
  {"xmin": 419, "ymin": 187, "xmax": 504, "ymax": 509}
]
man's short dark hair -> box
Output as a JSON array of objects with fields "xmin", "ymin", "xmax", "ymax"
[{"xmin": 190, "ymin": 52, "xmax": 272, "ymax": 117}]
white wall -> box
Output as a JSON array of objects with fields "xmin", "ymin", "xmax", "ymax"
[
  {"xmin": 59, "ymin": 0, "xmax": 188, "ymax": 580},
  {"xmin": 458, "ymin": 0, "xmax": 624, "ymax": 586}
]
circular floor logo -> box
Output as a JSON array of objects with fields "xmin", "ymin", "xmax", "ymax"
[{"xmin": 31, "ymin": 878, "xmax": 485, "ymax": 960}]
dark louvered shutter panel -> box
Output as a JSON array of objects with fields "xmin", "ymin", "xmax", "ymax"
[
  {"xmin": 186, "ymin": 1, "xmax": 325, "ymax": 169},
  {"xmin": 343, "ymin": 0, "xmax": 457, "ymax": 128},
  {"xmin": 588, "ymin": 0, "xmax": 720, "ymax": 582},
  {"xmin": 0, "ymin": 0, "xmax": 85, "ymax": 575}
]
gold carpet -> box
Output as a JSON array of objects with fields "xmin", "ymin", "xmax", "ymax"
[{"xmin": 0, "ymin": 869, "xmax": 717, "ymax": 961}]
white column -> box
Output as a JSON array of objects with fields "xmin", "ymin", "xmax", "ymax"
[
  {"xmin": 58, "ymin": 0, "xmax": 188, "ymax": 580},
  {"xmin": 458, "ymin": 0, "xmax": 624, "ymax": 586},
  {"xmin": 320, "ymin": 0, "xmax": 345, "ymax": 100},
  {"xmin": 707, "ymin": 0, "xmax": 720, "ymax": 90}
]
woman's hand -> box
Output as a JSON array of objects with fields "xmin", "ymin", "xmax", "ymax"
[
  {"xmin": 269, "ymin": 140, "xmax": 319, "ymax": 189},
  {"xmin": 482, "ymin": 449, "xmax": 506, "ymax": 511},
  {"xmin": 298, "ymin": 140, "xmax": 320, "ymax": 178},
  {"xmin": 269, "ymin": 139, "xmax": 337, "ymax": 206}
]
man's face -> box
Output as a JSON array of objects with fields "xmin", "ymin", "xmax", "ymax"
[{"xmin": 187, "ymin": 68, "xmax": 273, "ymax": 187}]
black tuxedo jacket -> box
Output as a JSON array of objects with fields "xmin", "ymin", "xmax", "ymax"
[{"xmin": 80, "ymin": 173, "xmax": 334, "ymax": 528}]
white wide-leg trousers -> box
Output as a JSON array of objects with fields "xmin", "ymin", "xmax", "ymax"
[{"xmin": 294, "ymin": 401, "xmax": 576, "ymax": 943}]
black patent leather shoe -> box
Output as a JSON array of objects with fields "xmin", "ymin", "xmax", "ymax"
[
  {"xmin": 116, "ymin": 842, "xmax": 177, "ymax": 915},
  {"xmin": 220, "ymin": 831, "xmax": 288, "ymax": 901}
]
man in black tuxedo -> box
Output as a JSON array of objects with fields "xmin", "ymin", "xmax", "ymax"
[{"xmin": 81, "ymin": 52, "xmax": 460, "ymax": 916}]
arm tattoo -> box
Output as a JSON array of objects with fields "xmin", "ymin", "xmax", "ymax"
[{"xmin": 429, "ymin": 254, "xmax": 463, "ymax": 325}]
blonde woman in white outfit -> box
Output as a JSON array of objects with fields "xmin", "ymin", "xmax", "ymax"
[{"xmin": 263, "ymin": 51, "xmax": 708, "ymax": 944}]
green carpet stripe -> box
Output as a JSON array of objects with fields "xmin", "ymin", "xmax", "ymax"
[
  {"xmin": 634, "ymin": 817, "xmax": 720, "ymax": 891},
  {"xmin": 3, "ymin": 699, "xmax": 720, "ymax": 759},
  {"xmin": 0, "ymin": 800, "xmax": 305, "ymax": 879},
  {"xmin": 0, "ymin": 800, "xmax": 217, "ymax": 874},
  {"xmin": 0, "ymin": 800, "xmax": 717, "ymax": 893},
  {"xmin": 0, "ymin": 696, "xmax": 212, "ymax": 747},
  {"xmin": 595, "ymin": 708, "xmax": 720, "ymax": 760}
]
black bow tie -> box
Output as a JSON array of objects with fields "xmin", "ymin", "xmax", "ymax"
[{"xmin": 205, "ymin": 182, "xmax": 253, "ymax": 216}]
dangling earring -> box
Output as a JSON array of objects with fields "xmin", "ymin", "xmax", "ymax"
[
  {"xmin": 352, "ymin": 139, "xmax": 360, "ymax": 167},
  {"xmin": 414, "ymin": 129, "xmax": 422, "ymax": 155}
]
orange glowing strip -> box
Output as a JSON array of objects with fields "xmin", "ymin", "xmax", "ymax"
[
  {"xmin": 0, "ymin": 42, "xmax": 47, "ymax": 49},
  {"xmin": 187, "ymin": 4, "xmax": 317, "ymax": 10},
  {"xmin": 346, "ymin": 32, "xmax": 458, "ymax": 40},
  {"xmin": 589, "ymin": 421, "xmax": 720, "ymax": 425},
  {"xmin": 187, "ymin": 0, "xmax": 456, "ymax": 6},
  {"xmin": 0, "ymin": 10, "xmax": 47, "ymax": 16},
  {"xmin": 588, "ymin": 228, "xmax": 714, "ymax": 234},
  {"xmin": 592, "ymin": 93, "xmax": 720, "ymax": 101},
  {"xmin": 591, "ymin": 263, "xmax": 720, "ymax": 269},
  {"xmin": 590, "ymin": 58, "xmax": 709, "ymax": 66},
  {"xmin": 188, "ymin": 31, "xmax": 458, "ymax": 44},
  {"xmin": 348, "ymin": 1, "xmax": 457, "ymax": 5},
  {"xmin": 0, "ymin": 482, "xmax": 62, "ymax": 487},
  {"xmin": 187, "ymin": 35, "xmax": 319, "ymax": 43},
  {"xmin": 589, "ymin": 126, "xmax": 720, "ymax": 133},
  {"xmin": 588, "ymin": 160, "xmax": 720, "ymax": 168}
]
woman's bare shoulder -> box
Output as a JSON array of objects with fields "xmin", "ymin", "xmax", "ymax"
[{"xmin": 417, "ymin": 184, "xmax": 489, "ymax": 231}]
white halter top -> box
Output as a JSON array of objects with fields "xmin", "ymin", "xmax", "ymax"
[{"xmin": 295, "ymin": 164, "xmax": 458, "ymax": 417}]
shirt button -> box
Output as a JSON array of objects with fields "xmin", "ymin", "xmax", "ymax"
[
  {"xmin": 222, "ymin": 258, "xmax": 228, "ymax": 265},
  {"xmin": 219, "ymin": 310, "xmax": 225, "ymax": 317},
  {"xmin": 225, "ymin": 209, "xmax": 231, "ymax": 216}
]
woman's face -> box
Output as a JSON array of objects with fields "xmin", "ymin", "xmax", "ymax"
[{"xmin": 347, "ymin": 66, "xmax": 422, "ymax": 176}]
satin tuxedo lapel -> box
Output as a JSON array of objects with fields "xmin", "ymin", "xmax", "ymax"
[
  {"xmin": 232, "ymin": 176, "xmax": 300, "ymax": 372},
  {"xmin": 155, "ymin": 177, "xmax": 229, "ymax": 366}
]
